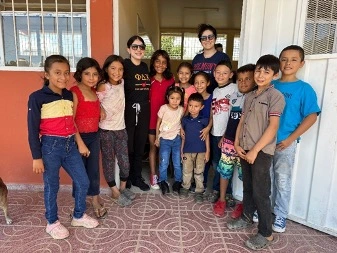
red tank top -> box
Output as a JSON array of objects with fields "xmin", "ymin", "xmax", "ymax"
[{"xmin": 71, "ymin": 86, "xmax": 100, "ymax": 133}]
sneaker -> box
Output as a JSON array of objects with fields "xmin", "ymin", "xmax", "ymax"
[
  {"xmin": 46, "ymin": 221, "xmax": 69, "ymax": 240},
  {"xmin": 227, "ymin": 217, "xmax": 253, "ymax": 230},
  {"xmin": 231, "ymin": 203, "xmax": 243, "ymax": 219},
  {"xmin": 172, "ymin": 181, "xmax": 181, "ymax": 193},
  {"xmin": 132, "ymin": 177, "xmax": 150, "ymax": 191},
  {"xmin": 179, "ymin": 188, "xmax": 189, "ymax": 198},
  {"xmin": 71, "ymin": 214, "xmax": 99, "ymax": 228},
  {"xmin": 213, "ymin": 200, "xmax": 226, "ymax": 217},
  {"xmin": 272, "ymin": 215, "xmax": 286, "ymax": 233},
  {"xmin": 194, "ymin": 192, "xmax": 204, "ymax": 204},
  {"xmin": 225, "ymin": 194, "xmax": 236, "ymax": 207},
  {"xmin": 159, "ymin": 181, "xmax": 170, "ymax": 195},
  {"xmin": 208, "ymin": 190, "xmax": 220, "ymax": 203},
  {"xmin": 150, "ymin": 174, "xmax": 160, "ymax": 190},
  {"xmin": 253, "ymin": 211, "xmax": 259, "ymax": 223},
  {"xmin": 111, "ymin": 194, "xmax": 132, "ymax": 207},
  {"xmin": 120, "ymin": 188, "xmax": 136, "ymax": 200}
]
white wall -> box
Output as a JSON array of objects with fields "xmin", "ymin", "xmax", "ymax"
[{"xmin": 239, "ymin": 0, "xmax": 337, "ymax": 236}]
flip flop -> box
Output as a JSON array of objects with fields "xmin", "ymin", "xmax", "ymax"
[{"xmin": 94, "ymin": 207, "xmax": 107, "ymax": 219}]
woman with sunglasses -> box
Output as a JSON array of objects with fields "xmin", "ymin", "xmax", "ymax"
[
  {"xmin": 192, "ymin": 24, "xmax": 230, "ymax": 94},
  {"xmin": 124, "ymin": 35, "xmax": 151, "ymax": 191}
]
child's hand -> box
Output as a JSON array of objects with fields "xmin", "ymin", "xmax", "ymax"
[
  {"xmin": 180, "ymin": 128, "xmax": 185, "ymax": 139},
  {"xmin": 218, "ymin": 136, "xmax": 224, "ymax": 149},
  {"xmin": 204, "ymin": 152, "xmax": 210, "ymax": 163},
  {"xmin": 33, "ymin": 159, "xmax": 44, "ymax": 174},
  {"xmin": 100, "ymin": 107, "xmax": 106, "ymax": 120},
  {"xmin": 78, "ymin": 143, "xmax": 90, "ymax": 157},
  {"xmin": 199, "ymin": 127, "xmax": 210, "ymax": 141},
  {"xmin": 234, "ymin": 145, "xmax": 246, "ymax": 159},
  {"xmin": 276, "ymin": 139, "xmax": 291, "ymax": 151},
  {"xmin": 154, "ymin": 138, "xmax": 160, "ymax": 147},
  {"xmin": 244, "ymin": 150, "xmax": 258, "ymax": 164}
]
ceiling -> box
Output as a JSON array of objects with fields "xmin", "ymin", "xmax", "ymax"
[{"xmin": 157, "ymin": 0, "xmax": 243, "ymax": 31}]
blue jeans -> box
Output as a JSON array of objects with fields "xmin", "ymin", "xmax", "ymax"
[
  {"xmin": 271, "ymin": 141, "xmax": 297, "ymax": 218},
  {"xmin": 158, "ymin": 135, "xmax": 182, "ymax": 182},
  {"xmin": 211, "ymin": 135, "xmax": 221, "ymax": 191},
  {"xmin": 41, "ymin": 135, "xmax": 90, "ymax": 224}
]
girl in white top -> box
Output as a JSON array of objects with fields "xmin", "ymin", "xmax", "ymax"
[
  {"xmin": 155, "ymin": 86, "xmax": 185, "ymax": 195},
  {"xmin": 97, "ymin": 55, "xmax": 136, "ymax": 207}
]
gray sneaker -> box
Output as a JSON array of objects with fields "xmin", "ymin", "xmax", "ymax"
[
  {"xmin": 180, "ymin": 188, "xmax": 189, "ymax": 198},
  {"xmin": 208, "ymin": 190, "xmax": 220, "ymax": 203},
  {"xmin": 121, "ymin": 188, "xmax": 136, "ymax": 200},
  {"xmin": 227, "ymin": 217, "xmax": 253, "ymax": 230},
  {"xmin": 111, "ymin": 194, "xmax": 132, "ymax": 207},
  {"xmin": 194, "ymin": 193, "xmax": 204, "ymax": 203}
]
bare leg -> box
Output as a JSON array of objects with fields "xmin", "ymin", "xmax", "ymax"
[
  {"xmin": 111, "ymin": 186, "xmax": 120, "ymax": 199},
  {"xmin": 119, "ymin": 181, "xmax": 127, "ymax": 191},
  {"xmin": 219, "ymin": 178, "xmax": 229, "ymax": 202}
]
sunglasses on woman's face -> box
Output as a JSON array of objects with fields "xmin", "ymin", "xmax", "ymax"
[
  {"xmin": 130, "ymin": 44, "xmax": 146, "ymax": 50},
  {"xmin": 200, "ymin": 34, "xmax": 215, "ymax": 42}
]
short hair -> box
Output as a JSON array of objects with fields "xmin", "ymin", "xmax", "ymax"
[
  {"xmin": 215, "ymin": 60, "xmax": 232, "ymax": 71},
  {"xmin": 149, "ymin": 50, "xmax": 173, "ymax": 79},
  {"xmin": 237, "ymin": 64, "xmax": 256, "ymax": 74},
  {"xmin": 197, "ymin": 24, "xmax": 217, "ymax": 41},
  {"xmin": 74, "ymin": 57, "xmax": 102, "ymax": 83},
  {"xmin": 215, "ymin": 43, "xmax": 223, "ymax": 49},
  {"xmin": 279, "ymin": 45, "xmax": 305, "ymax": 61},
  {"xmin": 255, "ymin": 54, "xmax": 280, "ymax": 74},
  {"xmin": 188, "ymin": 93, "xmax": 204, "ymax": 105}
]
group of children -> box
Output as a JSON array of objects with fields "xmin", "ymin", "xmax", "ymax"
[{"xmin": 28, "ymin": 38, "xmax": 320, "ymax": 250}]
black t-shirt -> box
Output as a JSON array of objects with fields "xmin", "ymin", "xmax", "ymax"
[{"xmin": 123, "ymin": 58, "xmax": 151, "ymax": 104}]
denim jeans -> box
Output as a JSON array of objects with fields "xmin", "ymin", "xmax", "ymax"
[
  {"xmin": 41, "ymin": 135, "xmax": 90, "ymax": 224},
  {"xmin": 158, "ymin": 135, "xmax": 182, "ymax": 182},
  {"xmin": 241, "ymin": 151, "xmax": 273, "ymax": 237},
  {"xmin": 210, "ymin": 135, "xmax": 221, "ymax": 191},
  {"xmin": 271, "ymin": 141, "xmax": 297, "ymax": 218},
  {"xmin": 79, "ymin": 132, "xmax": 100, "ymax": 196}
]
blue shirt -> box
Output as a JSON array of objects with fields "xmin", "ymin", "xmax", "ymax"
[
  {"xmin": 272, "ymin": 79, "xmax": 321, "ymax": 143},
  {"xmin": 182, "ymin": 115, "xmax": 209, "ymax": 153},
  {"xmin": 200, "ymin": 93, "xmax": 213, "ymax": 120}
]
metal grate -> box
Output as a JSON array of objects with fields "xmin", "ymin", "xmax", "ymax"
[
  {"xmin": 161, "ymin": 33, "xmax": 182, "ymax": 60},
  {"xmin": 183, "ymin": 32, "xmax": 202, "ymax": 60},
  {"xmin": 303, "ymin": 0, "xmax": 337, "ymax": 55},
  {"xmin": 140, "ymin": 35, "xmax": 154, "ymax": 59},
  {"xmin": 232, "ymin": 34, "xmax": 240, "ymax": 61},
  {"xmin": 0, "ymin": 0, "xmax": 87, "ymax": 68}
]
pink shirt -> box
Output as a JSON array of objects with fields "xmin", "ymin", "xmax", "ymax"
[
  {"xmin": 175, "ymin": 83, "xmax": 197, "ymax": 110},
  {"xmin": 157, "ymin": 104, "xmax": 184, "ymax": 140}
]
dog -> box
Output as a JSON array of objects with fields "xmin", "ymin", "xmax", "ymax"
[{"xmin": 0, "ymin": 177, "xmax": 12, "ymax": 224}]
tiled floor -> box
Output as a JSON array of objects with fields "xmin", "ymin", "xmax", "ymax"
[{"xmin": 1, "ymin": 188, "xmax": 337, "ymax": 253}]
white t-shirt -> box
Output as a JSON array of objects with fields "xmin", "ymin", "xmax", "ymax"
[{"xmin": 211, "ymin": 83, "xmax": 238, "ymax": 136}]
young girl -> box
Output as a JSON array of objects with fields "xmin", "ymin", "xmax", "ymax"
[
  {"xmin": 71, "ymin": 57, "xmax": 107, "ymax": 219},
  {"xmin": 97, "ymin": 55, "xmax": 136, "ymax": 207},
  {"xmin": 193, "ymin": 71, "xmax": 213, "ymax": 190},
  {"xmin": 28, "ymin": 55, "xmax": 98, "ymax": 240},
  {"xmin": 175, "ymin": 62, "xmax": 196, "ymax": 110},
  {"xmin": 155, "ymin": 86, "xmax": 185, "ymax": 195},
  {"xmin": 124, "ymin": 35, "xmax": 151, "ymax": 191},
  {"xmin": 149, "ymin": 50, "xmax": 175, "ymax": 190}
]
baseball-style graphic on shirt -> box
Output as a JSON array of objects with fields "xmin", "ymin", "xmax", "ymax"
[{"xmin": 212, "ymin": 96, "xmax": 230, "ymax": 115}]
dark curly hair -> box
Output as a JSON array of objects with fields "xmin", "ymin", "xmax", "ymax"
[
  {"xmin": 149, "ymin": 50, "xmax": 173, "ymax": 80},
  {"xmin": 73, "ymin": 57, "xmax": 102, "ymax": 84}
]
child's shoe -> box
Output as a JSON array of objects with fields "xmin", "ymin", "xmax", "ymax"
[
  {"xmin": 172, "ymin": 181, "xmax": 181, "ymax": 193},
  {"xmin": 111, "ymin": 194, "xmax": 132, "ymax": 207},
  {"xmin": 46, "ymin": 220, "xmax": 69, "ymax": 240},
  {"xmin": 150, "ymin": 174, "xmax": 160, "ymax": 190},
  {"xmin": 208, "ymin": 190, "xmax": 220, "ymax": 203},
  {"xmin": 194, "ymin": 192, "xmax": 204, "ymax": 203},
  {"xmin": 213, "ymin": 200, "xmax": 226, "ymax": 217},
  {"xmin": 71, "ymin": 214, "xmax": 99, "ymax": 228},
  {"xmin": 120, "ymin": 188, "xmax": 136, "ymax": 200},
  {"xmin": 227, "ymin": 217, "xmax": 253, "ymax": 230},
  {"xmin": 160, "ymin": 181, "xmax": 170, "ymax": 195},
  {"xmin": 225, "ymin": 194, "xmax": 236, "ymax": 207},
  {"xmin": 179, "ymin": 188, "xmax": 189, "ymax": 198},
  {"xmin": 272, "ymin": 215, "xmax": 286, "ymax": 233},
  {"xmin": 253, "ymin": 210, "xmax": 259, "ymax": 223},
  {"xmin": 231, "ymin": 203, "xmax": 243, "ymax": 219}
]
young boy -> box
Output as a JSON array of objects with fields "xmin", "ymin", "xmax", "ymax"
[
  {"xmin": 180, "ymin": 93, "xmax": 210, "ymax": 202},
  {"xmin": 271, "ymin": 45, "xmax": 320, "ymax": 233},
  {"xmin": 208, "ymin": 60, "xmax": 238, "ymax": 203},
  {"xmin": 213, "ymin": 64, "xmax": 256, "ymax": 217},
  {"xmin": 227, "ymin": 55, "xmax": 285, "ymax": 251}
]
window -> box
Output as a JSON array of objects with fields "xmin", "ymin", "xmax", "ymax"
[
  {"xmin": 0, "ymin": 0, "xmax": 87, "ymax": 68},
  {"xmin": 303, "ymin": 0, "xmax": 337, "ymax": 55},
  {"xmin": 232, "ymin": 34, "xmax": 240, "ymax": 61},
  {"xmin": 161, "ymin": 33, "xmax": 182, "ymax": 59},
  {"xmin": 140, "ymin": 35, "xmax": 155, "ymax": 59}
]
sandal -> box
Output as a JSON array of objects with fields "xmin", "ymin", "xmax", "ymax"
[
  {"xmin": 227, "ymin": 217, "xmax": 253, "ymax": 230},
  {"xmin": 245, "ymin": 233, "xmax": 273, "ymax": 250},
  {"xmin": 94, "ymin": 207, "xmax": 107, "ymax": 219}
]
